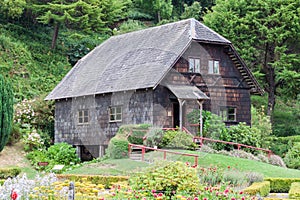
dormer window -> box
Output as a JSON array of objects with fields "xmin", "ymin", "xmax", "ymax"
[
  {"xmin": 208, "ymin": 60, "xmax": 220, "ymax": 74},
  {"xmin": 189, "ymin": 58, "xmax": 200, "ymax": 73}
]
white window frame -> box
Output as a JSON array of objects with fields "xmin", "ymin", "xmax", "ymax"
[
  {"xmin": 188, "ymin": 58, "xmax": 201, "ymax": 73},
  {"xmin": 109, "ymin": 106, "xmax": 122, "ymax": 122},
  {"xmin": 219, "ymin": 107, "xmax": 236, "ymax": 122},
  {"xmin": 78, "ymin": 109, "xmax": 89, "ymax": 124},
  {"xmin": 208, "ymin": 60, "xmax": 220, "ymax": 74}
]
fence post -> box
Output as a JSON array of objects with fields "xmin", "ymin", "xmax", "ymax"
[
  {"xmin": 237, "ymin": 144, "xmax": 241, "ymax": 150},
  {"xmin": 142, "ymin": 146, "xmax": 145, "ymax": 161},
  {"xmin": 164, "ymin": 151, "xmax": 167, "ymax": 160},
  {"xmin": 195, "ymin": 156, "xmax": 198, "ymax": 167},
  {"xmin": 200, "ymin": 138, "xmax": 203, "ymax": 147},
  {"xmin": 128, "ymin": 144, "xmax": 131, "ymax": 158},
  {"xmin": 68, "ymin": 182, "xmax": 75, "ymax": 200}
]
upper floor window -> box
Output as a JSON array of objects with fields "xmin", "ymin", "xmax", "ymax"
[
  {"xmin": 109, "ymin": 106, "xmax": 122, "ymax": 122},
  {"xmin": 219, "ymin": 107, "xmax": 236, "ymax": 122},
  {"xmin": 78, "ymin": 109, "xmax": 89, "ymax": 124},
  {"xmin": 189, "ymin": 58, "xmax": 200, "ymax": 73},
  {"xmin": 208, "ymin": 60, "xmax": 220, "ymax": 74}
]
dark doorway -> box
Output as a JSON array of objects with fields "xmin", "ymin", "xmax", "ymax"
[{"xmin": 173, "ymin": 102, "xmax": 180, "ymax": 128}]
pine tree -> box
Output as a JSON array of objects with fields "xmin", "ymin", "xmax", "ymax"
[{"xmin": 0, "ymin": 75, "xmax": 14, "ymax": 152}]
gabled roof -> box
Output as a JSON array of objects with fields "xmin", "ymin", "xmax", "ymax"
[{"xmin": 45, "ymin": 18, "xmax": 261, "ymax": 100}]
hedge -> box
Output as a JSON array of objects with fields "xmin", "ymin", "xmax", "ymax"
[
  {"xmin": 56, "ymin": 174, "xmax": 129, "ymax": 188},
  {"xmin": 264, "ymin": 178, "xmax": 300, "ymax": 193},
  {"xmin": 0, "ymin": 167, "xmax": 21, "ymax": 179},
  {"xmin": 243, "ymin": 181, "xmax": 270, "ymax": 197},
  {"xmin": 289, "ymin": 182, "xmax": 300, "ymax": 199}
]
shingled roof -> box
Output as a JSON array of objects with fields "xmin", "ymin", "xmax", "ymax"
[{"xmin": 46, "ymin": 18, "xmax": 261, "ymax": 100}]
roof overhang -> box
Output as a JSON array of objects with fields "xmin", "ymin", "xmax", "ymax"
[{"xmin": 165, "ymin": 84, "xmax": 209, "ymax": 100}]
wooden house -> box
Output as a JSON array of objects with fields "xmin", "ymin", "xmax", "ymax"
[{"xmin": 46, "ymin": 18, "xmax": 263, "ymax": 159}]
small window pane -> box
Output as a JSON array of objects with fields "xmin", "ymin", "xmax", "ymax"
[
  {"xmin": 195, "ymin": 59, "xmax": 200, "ymax": 73},
  {"xmin": 208, "ymin": 60, "xmax": 213, "ymax": 74},
  {"xmin": 109, "ymin": 106, "xmax": 122, "ymax": 122},
  {"xmin": 214, "ymin": 61, "xmax": 219, "ymax": 74},
  {"xmin": 189, "ymin": 58, "xmax": 194, "ymax": 72}
]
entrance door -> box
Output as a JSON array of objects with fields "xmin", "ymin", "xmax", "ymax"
[{"xmin": 173, "ymin": 103, "xmax": 180, "ymax": 128}]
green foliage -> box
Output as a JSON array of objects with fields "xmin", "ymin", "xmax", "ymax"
[
  {"xmin": 251, "ymin": 106, "xmax": 272, "ymax": 148},
  {"xmin": 180, "ymin": 2, "xmax": 202, "ymax": 20},
  {"xmin": 204, "ymin": 0, "xmax": 300, "ymax": 116},
  {"xmin": 129, "ymin": 161, "xmax": 200, "ymax": 196},
  {"xmin": 284, "ymin": 142, "xmax": 300, "ymax": 169},
  {"xmin": 244, "ymin": 181, "xmax": 270, "ymax": 197},
  {"xmin": 0, "ymin": 0, "xmax": 26, "ymax": 19},
  {"xmin": 107, "ymin": 137, "xmax": 129, "ymax": 159},
  {"xmin": 26, "ymin": 142, "xmax": 80, "ymax": 172},
  {"xmin": 0, "ymin": 75, "xmax": 14, "ymax": 152},
  {"xmin": 0, "ymin": 167, "xmax": 21, "ymax": 179},
  {"xmin": 56, "ymin": 174, "xmax": 129, "ymax": 189},
  {"xmin": 160, "ymin": 130, "xmax": 196, "ymax": 150},
  {"xmin": 114, "ymin": 19, "xmax": 146, "ymax": 35},
  {"xmin": 289, "ymin": 182, "xmax": 300, "ymax": 199},
  {"xmin": 143, "ymin": 127, "xmax": 164, "ymax": 147},
  {"xmin": 228, "ymin": 123, "xmax": 262, "ymax": 151},
  {"xmin": 264, "ymin": 178, "xmax": 300, "ymax": 193}
]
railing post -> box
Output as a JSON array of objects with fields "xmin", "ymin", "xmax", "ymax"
[
  {"xmin": 237, "ymin": 144, "xmax": 241, "ymax": 150},
  {"xmin": 164, "ymin": 151, "xmax": 167, "ymax": 160},
  {"xmin": 68, "ymin": 182, "xmax": 75, "ymax": 200},
  {"xmin": 142, "ymin": 146, "xmax": 145, "ymax": 161},
  {"xmin": 195, "ymin": 156, "xmax": 198, "ymax": 167},
  {"xmin": 268, "ymin": 150, "xmax": 271, "ymax": 158},
  {"xmin": 200, "ymin": 138, "xmax": 203, "ymax": 147},
  {"xmin": 128, "ymin": 144, "xmax": 131, "ymax": 158}
]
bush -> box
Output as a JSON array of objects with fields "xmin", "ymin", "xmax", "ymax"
[
  {"xmin": 264, "ymin": 178, "xmax": 300, "ymax": 193},
  {"xmin": 284, "ymin": 142, "xmax": 300, "ymax": 169},
  {"xmin": 160, "ymin": 130, "xmax": 196, "ymax": 150},
  {"xmin": 268, "ymin": 154, "xmax": 286, "ymax": 168},
  {"xmin": 228, "ymin": 123, "xmax": 262, "ymax": 152},
  {"xmin": 243, "ymin": 181, "xmax": 270, "ymax": 197},
  {"xmin": 129, "ymin": 161, "xmax": 200, "ymax": 197},
  {"xmin": 26, "ymin": 142, "xmax": 80, "ymax": 172},
  {"xmin": 289, "ymin": 182, "xmax": 300, "ymax": 199},
  {"xmin": 143, "ymin": 127, "xmax": 164, "ymax": 147},
  {"xmin": 106, "ymin": 137, "xmax": 129, "ymax": 159},
  {"xmin": 56, "ymin": 174, "xmax": 129, "ymax": 189},
  {"xmin": 127, "ymin": 125, "xmax": 150, "ymax": 145},
  {"xmin": 0, "ymin": 167, "xmax": 21, "ymax": 179}
]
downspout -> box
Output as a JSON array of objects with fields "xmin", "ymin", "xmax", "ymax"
[
  {"xmin": 178, "ymin": 99, "xmax": 186, "ymax": 131},
  {"xmin": 197, "ymin": 100, "xmax": 204, "ymax": 137}
]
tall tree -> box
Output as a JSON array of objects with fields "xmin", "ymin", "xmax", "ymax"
[
  {"xmin": 204, "ymin": 0, "xmax": 300, "ymax": 119},
  {"xmin": 0, "ymin": 75, "xmax": 14, "ymax": 152},
  {"xmin": 31, "ymin": 0, "xmax": 130, "ymax": 49},
  {"xmin": 0, "ymin": 0, "xmax": 26, "ymax": 19}
]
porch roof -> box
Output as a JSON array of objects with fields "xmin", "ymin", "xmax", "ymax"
[{"xmin": 166, "ymin": 84, "xmax": 209, "ymax": 100}]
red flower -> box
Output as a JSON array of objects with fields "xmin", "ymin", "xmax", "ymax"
[
  {"xmin": 242, "ymin": 197, "xmax": 245, "ymax": 200},
  {"xmin": 227, "ymin": 166, "xmax": 231, "ymax": 169},
  {"xmin": 194, "ymin": 197, "xmax": 199, "ymax": 200},
  {"xmin": 11, "ymin": 190, "xmax": 18, "ymax": 200},
  {"xmin": 231, "ymin": 198, "xmax": 236, "ymax": 200},
  {"xmin": 186, "ymin": 162, "xmax": 190, "ymax": 166},
  {"xmin": 158, "ymin": 193, "xmax": 163, "ymax": 197},
  {"xmin": 151, "ymin": 189, "xmax": 156, "ymax": 193},
  {"xmin": 203, "ymin": 198, "xmax": 207, "ymax": 200},
  {"xmin": 239, "ymin": 191, "xmax": 243, "ymax": 194}
]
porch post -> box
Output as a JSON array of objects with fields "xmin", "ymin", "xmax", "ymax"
[
  {"xmin": 197, "ymin": 100, "xmax": 204, "ymax": 137},
  {"xmin": 178, "ymin": 99, "xmax": 185, "ymax": 131}
]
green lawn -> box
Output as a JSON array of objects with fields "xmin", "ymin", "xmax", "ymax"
[{"xmin": 64, "ymin": 151, "xmax": 300, "ymax": 178}]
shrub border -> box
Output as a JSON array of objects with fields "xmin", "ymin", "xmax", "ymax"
[
  {"xmin": 243, "ymin": 181, "xmax": 270, "ymax": 197},
  {"xmin": 56, "ymin": 174, "xmax": 129, "ymax": 188},
  {"xmin": 264, "ymin": 178, "xmax": 300, "ymax": 193},
  {"xmin": 289, "ymin": 182, "xmax": 300, "ymax": 199}
]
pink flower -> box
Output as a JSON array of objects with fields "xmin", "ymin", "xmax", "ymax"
[
  {"xmin": 11, "ymin": 190, "xmax": 18, "ymax": 200},
  {"xmin": 239, "ymin": 191, "xmax": 243, "ymax": 194},
  {"xmin": 224, "ymin": 189, "xmax": 229, "ymax": 194},
  {"xmin": 194, "ymin": 197, "xmax": 199, "ymax": 200},
  {"xmin": 242, "ymin": 197, "xmax": 245, "ymax": 200},
  {"xmin": 231, "ymin": 198, "xmax": 236, "ymax": 200},
  {"xmin": 203, "ymin": 198, "xmax": 207, "ymax": 200},
  {"xmin": 151, "ymin": 189, "xmax": 156, "ymax": 193},
  {"xmin": 158, "ymin": 193, "xmax": 163, "ymax": 197},
  {"xmin": 186, "ymin": 162, "xmax": 190, "ymax": 166}
]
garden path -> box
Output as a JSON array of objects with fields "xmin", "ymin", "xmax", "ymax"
[
  {"xmin": 0, "ymin": 142, "xmax": 29, "ymax": 168},
  {"xmin": 267, "ymin": 193, "xmax": 289, "ymax": 199}
]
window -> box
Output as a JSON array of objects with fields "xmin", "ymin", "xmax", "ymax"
[
  {"xmin": 109, "ymin": 106, "xmax": 122, "ymax": 122},
  {"xmin": 78, "ymin": 110, "xmax": 89, "ymax": 124},
  {"xmin": 189, "ymin": 58, "xmax": 200, "ymax": 73},
  {"xmin": 219, "ymin": 107, "xmax": 236, "ymax": 121},
  {"xmin": 208, "ymin": 60, "xmax": 220, "ymax": 74}
]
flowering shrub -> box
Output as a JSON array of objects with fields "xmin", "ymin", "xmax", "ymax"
[
  {"xmin": 14, "ymin": 99, "xmax": 35, "ymax": 126},
  {"xmin": 23, "ymin": 129, "xmax": 44, "ymax": 151}
]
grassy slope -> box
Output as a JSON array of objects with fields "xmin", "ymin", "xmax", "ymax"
[{"xmin": 65, "ymin": 152, "xmax": 300, "ymax": 178}]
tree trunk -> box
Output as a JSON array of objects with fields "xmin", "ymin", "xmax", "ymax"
[{"xmin": 51, "ymin": 23, "xmax": 59, "ymax": 49}]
